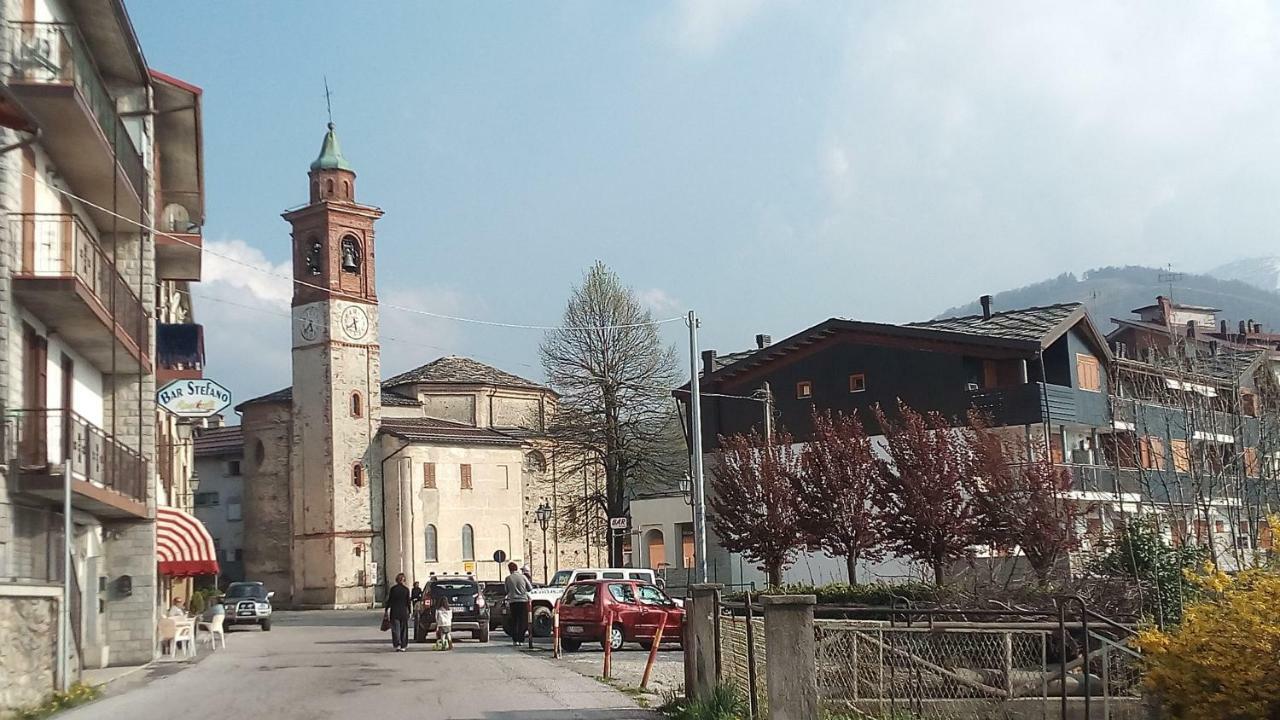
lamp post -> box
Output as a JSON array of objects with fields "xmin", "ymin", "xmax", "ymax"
[{"xmin": 535, "ymin": 502, "xmax": 553, "ymax": 583}]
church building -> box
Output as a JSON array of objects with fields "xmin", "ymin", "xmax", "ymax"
[{"xmin": 236, "ymin": 124, "xmax": 592, "ymax": 608}]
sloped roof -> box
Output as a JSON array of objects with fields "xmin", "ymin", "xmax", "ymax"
[
  {"xmin": 237, "ymin": 386, "xmax": 416, "ymax": 410},
  {"xmin": 383, "ymin": 356, "xmax": 545, "ymax": 391},
  {"xmin": 194, "ymin": 425, "xmax": 242, "ymax": 457},
  {"xmin": 310, "ymin": 123, "xmax": 352, "ymax": 171},
  {"xmin": 379, "ymin": 418, "xmax": 523, "ymax": 446},
  {"xmin": 907, "ymin": 303, "xmax": 1082, "ymax": 343}
]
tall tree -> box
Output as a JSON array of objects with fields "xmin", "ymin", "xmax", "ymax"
[
  {"xmin": 796, "ymin": 409, "xmax": 883, "ymax": 584},
  {"xmin": 966, "ymin": 412, "xmax": 1084, "ymax": 582},
  {"xmin": 709, "ymin": 429, "xmax": 805, "ymax": 587},
  {"xmin": 541, "ymin": 261, "xmax": 681, "ymax": 566},
  {"xmin": 873, "ymin": 400, "xmax": 981, "ymax": 586}
]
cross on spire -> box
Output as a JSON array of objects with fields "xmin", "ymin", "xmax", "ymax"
[{"xmin": 324, "ymin": 76, "xmax": 334, "ymax": 127}]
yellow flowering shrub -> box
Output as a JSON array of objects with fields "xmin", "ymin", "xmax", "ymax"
[{"xmin": 1135, "ymin": 567, "xmax": 1280, "ymax": 719}]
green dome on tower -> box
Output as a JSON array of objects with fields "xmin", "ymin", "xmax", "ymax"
[{"xmin": 310, "ymin": 122, "xmax": 352, "ymax": 172}]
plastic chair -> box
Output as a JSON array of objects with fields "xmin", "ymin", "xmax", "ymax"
[
  {"xmin": 173, "ymin": 619, "xmax": 197, "ymax": 659},
  {"xmin": 158, "ymin": 617, "xmax": 177, "ymax": 659},
  {"xmin": 199, "ymin": 614, "xmax": 226, "ymax": 649}
]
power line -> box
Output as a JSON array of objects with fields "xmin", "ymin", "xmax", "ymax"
[{"xmin": 21, "ymin": 170, "xmax": 686, "ymax": 332}]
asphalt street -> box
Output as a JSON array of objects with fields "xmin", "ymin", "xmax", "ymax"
[{"xmin": 63, "ymin": 611, "xmax": 658, "ymax": 720}]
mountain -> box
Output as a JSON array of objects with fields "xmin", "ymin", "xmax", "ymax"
[
  {"xmin": 1207, "ymin": 256, "xmax": 1280, "ymax": 293},
  {"xmin": 939, "ymin": 265, "xmax": 1280, "ymax": 333}
]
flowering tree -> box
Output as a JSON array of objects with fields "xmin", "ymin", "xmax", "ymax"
[
  {"xmin": 709, "ymin": 429, "xmax": 804, "ymax": 587},
  {"xmin": 796, "ymin": 409, "xmax": 883, "ymax": 584},
  {"xmin": 966, "ymin": 412, "xmax": 1084, "ymax": 582},
  {"xmin": 873, "ymin": 400, "xmax": 981, "ymax": 586}
]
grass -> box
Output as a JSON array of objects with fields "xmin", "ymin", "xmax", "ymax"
[
  {"xmin": 658, "ymin": 684, "xmax": 745, "ymax": 720},
  {"xmin": 11, "ymin": 683, "xmax": 101, "ymax": 720}
]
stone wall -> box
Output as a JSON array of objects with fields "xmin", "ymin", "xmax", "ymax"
[
  {"xmin": 0, "ymin": 591, "xmax": 57, "ymax": 711},
  {"xmin": 101, "ymin": 520, "xmax": 155, "ymax": 665},
  {"xmin": 241, "ymin": 403, "xmax": 293, "ymax": 604}
]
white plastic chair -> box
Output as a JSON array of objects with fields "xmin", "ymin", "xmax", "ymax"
[
  {"xmin": 199, "ymin": 614, "xmax": 226, "ymax": 649},
  {"xmin": 158, "ymin": 617, "xmax": 177, "ymax": 659},
  {"xmin": 173, "ymin": 619, "xmax": 197, "ymax": 659}
]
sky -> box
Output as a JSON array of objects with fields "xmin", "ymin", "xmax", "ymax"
[{"xmin": 129, "ymin": 1, "xmax": 1280, "ymax": 411}]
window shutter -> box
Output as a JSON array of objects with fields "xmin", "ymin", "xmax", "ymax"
[
  {"xmin": 423, "ymin": 462, "xmax": 436, "ymax": 489},
  {"xmin": 460, "ymin": 463, "xmax": 473, "ymax": 490}
]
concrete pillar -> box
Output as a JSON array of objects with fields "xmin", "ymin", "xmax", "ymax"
[
  {"xmin": 684, "ymin": 582, "xmax": 722, "ymax": 702},
  {"xmin": 763, "ymin": 594, "xmax": 818, "ymax": 720},
  {"xmin": 398, "ymin": 457, "xmax": 413, "ymax": 578}
]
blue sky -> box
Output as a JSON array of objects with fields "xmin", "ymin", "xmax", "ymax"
[{"xmin": 130, "ymin": 1, "xmax": 1280, "ymax": 408}]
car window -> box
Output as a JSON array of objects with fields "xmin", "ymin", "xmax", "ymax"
[
  {"xmin": 602, "ymin": 571, "xmax": 624, "ymax": 579},
  {"xmin": 566, "ymin": 583, "xmax": 597, "ymax": 606},
  {"xmin": 637, "ymin": 585, "xmax": 670, "ymax": 606},
  {"xmin": 575, "ymin": 572, "xmax": 596, "ymax": 581},
  {"xmin": 607, "ymin": 583, "xmax": 636, "ymax": 604},
  {"xmin": 627, "ymin": 572, "xmax": 651, "ymax": 581}
]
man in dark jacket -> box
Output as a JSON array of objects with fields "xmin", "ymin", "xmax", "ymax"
[{"xmin": 384, "ymin": 573, "xmax": 412, "ymax": 651}]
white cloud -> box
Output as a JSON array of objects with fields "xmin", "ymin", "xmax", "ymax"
[
  {"xmin": 637, "ymin": 287, "xmax": 681, "ymax": 315},
  {"xmin": 669, "ymin": 0, "xmax": 767, "ymax": 54},
  {"xmin": 201, "ymin": 239, "xmax": 292, "ymax": 308}
]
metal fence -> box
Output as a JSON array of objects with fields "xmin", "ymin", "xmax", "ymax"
[{"xmin": 719, "ymin": 601, "xmax": 767, "ymax": 718}]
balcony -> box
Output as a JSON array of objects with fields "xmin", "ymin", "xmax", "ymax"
[
  {"xmin": 967, "ymin": 382, "xmax": 1110, "ymax": 428},
  {"xmin": 7, "ymin": 21, "xmax": 144, "ymax": 227},
  {"xmin": 155, "ymin": 198, "xmax": 202, "ymax": 281},
  {"xmin": 11, "ymin": 214, "xmax": 150, "ymax": 373},
  {"xmin": 7, "ymin": 409, "xmax": 148, "ymax": 519},
  {"xmin": 156, "ymin": 323, "xmax": 204, "ymax": 384}
]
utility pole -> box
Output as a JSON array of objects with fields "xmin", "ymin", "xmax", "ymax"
[
  {"xmin": 761, "ymin": 381, "xmax": 773, "ymax": 439},
  {"xmin": 59, "ymin": 462, "xmax": 71, "ymax": 691},
  {"xmin": 687, "ymin": 310, "xmax": 708, "ymax": 584}
]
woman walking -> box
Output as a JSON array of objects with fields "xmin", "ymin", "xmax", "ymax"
[{"xmin": 384, "ymin": 573, "xmax": 413, "ymax": 651}]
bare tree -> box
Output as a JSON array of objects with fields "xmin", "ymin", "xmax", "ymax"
[{"xmin": 540, "ymin": 261, "xmax": 681, "ymax": 566}]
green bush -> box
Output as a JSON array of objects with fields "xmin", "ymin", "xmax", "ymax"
[
  {"xmin": 725, "ymin": 582, "xmax": 941, "ymax": 607},
  {"xmin": 660, "ymin": 685, "xmax": 745, "ymax": 720}
]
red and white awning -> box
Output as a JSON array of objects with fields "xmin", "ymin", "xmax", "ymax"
[{"xmin": 157, "ymin": 506, "xmax": 220, "ymax": 577}]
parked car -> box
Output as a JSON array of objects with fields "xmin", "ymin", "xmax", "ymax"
[
  {"xmin": 222, "ymin": 581, "xmax": 274, "ymax": 631},
  {"xmin": 414, "ymin": 575, "xmax": 490, "ymax": 643},
  {"xmin": 526, "ymin": 567, "xmax": 663, "ymax": 637},
  {"xmin": 481, "ymin": 581, "xmax": 508, "ymax": 630},
  {"xmin": 555, "ymin": 579, "xmax": 684, "ymax": 652}
]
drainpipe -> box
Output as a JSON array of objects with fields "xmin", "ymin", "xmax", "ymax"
[{"xmin": 379, "ymin": 440, "xmax": 411, "ymax": 589}]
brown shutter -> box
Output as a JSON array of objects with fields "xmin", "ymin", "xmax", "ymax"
[
  {"xmin": 460, "ymin": 463, "xmax": 472, "ymax": 490},
  {"xmin": 423, "ymin": 462, "xmax": 436, "ymax": 489},
  {"xmin": 1171, "ymin": 440, "xmax": 1191, "ymax": 473}
]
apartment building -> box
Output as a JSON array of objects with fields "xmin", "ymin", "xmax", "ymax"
[{"xmin": 0, "ymin": 2, "xmax": 209, "ymax": 710}]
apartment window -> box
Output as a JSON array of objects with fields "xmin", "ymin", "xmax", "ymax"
[
  {"xmin": 423, "ymin": 462, "xmax": 436, "ymax": 489},
  {"xmin": 796, "ymin": 381, "xmax": 813, "ymax": 399},
  {"xmin": 1075, "ymin": 354, "xmax": 1102, "ymax": 392},
  {"xmin": 424, "ymin": 524, "xmax": 438, "ymax": 562},
  {"xmin": 352, "ymin": 463, "xmax": 364, "ymax": 488},
  {"xmin": 351, "ymin": 391, "xmax": 363, "ymax": 418},
  {"xmin": 1244, "ymin": 447, "xmax": 1262, "ymax": 477},
  {"xmin": 1171, "ymin": 439, "xmax": 1191, "ymax": 473},
  {"xmin": 461, "ymin": 524, "xmax": 475, "ymax": 561},
  {"xmin": 460, "ymin": 463, "xmax": 473, "ymax": 490},
  {"xmin": 848, "ymin": 373, "xmax": 866, "ymax": 393},
  {"xmin": 234, "ymin": 549, "xmax": 243, "ymax": 562},
  {"xmin": 226, "ymin": 460, "xmax": 242, "ymax": 476},
  {"xmin": 194, "ymin": 492, "xmax": 219, "ymax": 507},
  {"xmin": 1139, "ymin": 437, "xmax": 1166, "ymax": 471},
  {"xmin": 226, "ymin": 500, "xmax": 242, "ymax": 522}
]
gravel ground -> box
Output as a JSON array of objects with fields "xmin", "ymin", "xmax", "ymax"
[{"xmin": 539, "ymin": 641, "xmax": 685, "ymax": 701}]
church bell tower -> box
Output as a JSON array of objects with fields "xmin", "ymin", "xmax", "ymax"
[{"xmin": 283, "ymin": 123, "xmax": 384, "ymax": 607}]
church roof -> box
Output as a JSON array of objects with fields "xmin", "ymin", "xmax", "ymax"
[
  {"xmin": 383, "ymin": 356, "xmax": 545, "ymax": 392},
  {"xmin": 310, "ymin": 123, "xmax": 352, "ymax": 172},
  {"xmin": 235, "ymin": 386, "xmax": 416, "ymax": 410},
  {"xmin": 379, "ymin": 418, "xmax": 524, "ymax": 446}
]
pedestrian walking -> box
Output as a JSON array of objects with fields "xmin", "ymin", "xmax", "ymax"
[
  {"xmin": 504, "ymin": 561, "xmax": 533, "ymax": 647},
  {"xmin": 384, "ymin": 573, "xmax": 412, "ymax": 651},
  {"xmin": 410, "ymin": 581, "xmax": 423, "ymax": 603}
]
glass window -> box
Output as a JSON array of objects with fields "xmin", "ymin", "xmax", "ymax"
[
  {"xmin": 549, "ymin": 570, "xmax": 574, "ymax": 587},
  {"xmin": 226, "ymin": 460, "xmax": 241, "ymax": 476},
  {"xmin": 627, "ymin": 571, "xmax": 651, "ymax": 581},
  {"xmin": 351, "ymin": 392, "xmax": 363, "ymax": 418},
  {"xmin": 602, "ymin": 571, "xmax": 624, "ymax": 579},
  {"xmin": 424, "ymin": 524, "xmax": 438, "ymax": 562},
  {"xmin": 194, "ymin": 492, "xmax": 218, "ymax": 507},
  {"xmin": 575, "ymin": 572, "xmax": 596, "ymax": 581},
  {"xmin": 461, "ymin": 524, "xmax": 475, "ymax": 561},
  {"xmin": 638, "ymin": 585, "xmax": 670, "ymax": 606},
  {"xmin": 566, "ymin": 583, "xmax": 597, "ymax": 606},
  {"xmin": 352, "ymin": 463, "xmax": 364, "ymax": 488},
  {"xmin": 226, "ymin": 501, "xmax": 242, "ymax": 522},
  {"xmin": 608, "ymin": 583, "xmax": 636, "ymax": 604}
]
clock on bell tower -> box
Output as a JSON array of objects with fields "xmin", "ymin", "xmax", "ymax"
[{"xmin": 282, "ymin": 122, "xmax": 385, "ymax": 607}]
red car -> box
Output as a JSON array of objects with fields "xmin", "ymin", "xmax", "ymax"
[{"xmin": 556, "ymin": 579, "xmax": 684, "ymax": 652}]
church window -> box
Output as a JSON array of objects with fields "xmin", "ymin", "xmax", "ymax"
[
  {"xmin": 423, "ymin": 462, "xmax": 436, "ymax": 489},
  {"xmin": 351, "ymin": 391, "xmax": 363, "ymax": 418},
  {"xmin": 253, "ymin": 440, "xmax": 265, "ymax": 468},
  {"xmin": 461, "ymin": 524, "xmax": 475, "ymax": 561},
  {"xmin": 343, "ymin": 180, "xmax": 351, "ymax": 199},
  {"xmin": 460, "ymin": 463, "xmax": 473, "ymax": 490},
  {"xmin": 340, "ymin": 236, "xmax": 361, "ymax": 273},
  {"xmin": 306, "ymin": 239, "xmax": 322, "ymax": 276},
  {"xmin": 325, "ymin": 178, "xmax": 334, "ymax": 195},
  {"xmin": 352, "ymin": 463, "xmax": 364, "ymax": 488},
  {"xmin": 424, "ymin": 524, "xmax": 438, "ymax": 562}
]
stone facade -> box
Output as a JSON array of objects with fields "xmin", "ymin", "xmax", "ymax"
[
  {"xmin": 0, "ymin": 590, "xmax": 58, "ymax": 710},
  {"xmin": 240, "ymin": 403, "xmax": 294, "ymax": 603}
]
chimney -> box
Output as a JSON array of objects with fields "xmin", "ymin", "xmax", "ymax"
[
  {"xmin": 700, "ymin": 349, "xmax": 717, "ymax": 376},
  {"xmin": 1220, "ymin": 320, "xmax": 1228, "ymax": 336},
  {"xmin": 1240, "ymin": 320, "xmax": 1248, "ymax": 338},
  {"xmin": 755, "ymin": 334, "xmax": 772, "ymax": 349},
  {"xmin": 1249, "ymin": 318, "xmax": 1257, "ymax": 334},
  {"xmin": 1186, "ymin": 320, "xmax": 1196, "ymax": 339},
  {"xmin": 980, "ymin": 295, "xmax": 993, "ymax": 320}
]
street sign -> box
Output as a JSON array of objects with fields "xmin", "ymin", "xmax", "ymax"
[
  {"xmin": 492, "ymin": 549, "xmax": 507, "ymax": 564},
  {"xmin": 157, "ymin": 378, "xmax": 232, "ymax": 418},
  {"xmin": 609, "ymin": 517, "xmax": 629, "ymax": 530},
  {"xmin": 463, "ymin": 561, "xmax": 476, "ymax": 575}
]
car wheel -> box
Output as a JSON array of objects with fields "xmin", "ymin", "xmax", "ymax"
[
  {"xmin": 604, "ymin": 624, "xmax": 624, "ymax": 652},
  {"xmin": 260, "ymin": 619, "xmax": 271, "ymax": 631},
  {"xmin": 532, "ymin": 606, "xmax": 554, "ymax": 637},
  {"xmin": 560, "ymin": 639, "xmax": 581, "ymax": 652}
]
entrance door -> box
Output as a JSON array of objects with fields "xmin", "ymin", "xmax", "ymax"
[{"xmin": 21, "ymin": 323, "xmax": 47, "ymax": 465}]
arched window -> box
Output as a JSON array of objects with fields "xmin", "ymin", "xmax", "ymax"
[
  {"xmin": 352, "ymin": 463, "xmax": 364, "ymax": 488},
  {"xmin": 524, "ymin": 451, "xmax": 546, "ymax": 474},
  {"xmin": 351, "ymin": 391, "xmax": 363, "ymax": 418},
  {"xmin": 502, "ymin": 523, "xmax": 512, "ymax": 556},
  {"xmin": 342, "ymin": 180, "xmax": 351, "ymax": 199},
  {"xmin": 253, "ymin": 440, "xmax": 265, "ymax": 468},
  {"xmin": 424, "ymin": 524, "xmax": 438, "ymax": 562},
  {"xmin": 306, "ymin": 239, "xmax": 323, "ymax": 276},
  {"xmin": 340, "ymin": 236, "xmax": 361, "ymax": 273},
  {"xmin": 325, "ymin": 178, "xmax": 334, "ymax": 195},
  {"xmin": 461, "ymin": 524, "xmax": 475, "ymax": 561}
]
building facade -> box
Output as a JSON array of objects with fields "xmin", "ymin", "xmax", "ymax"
[
  {"xmin": 0, "ymin": 0, "xmax": 211, "ymax": 710},
  {"xmin": 192, "ymin": 423, "xmax": 244, "ymax": 583}
]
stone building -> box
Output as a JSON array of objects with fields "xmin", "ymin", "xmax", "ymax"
[
  {"xmin": 237, "ymin": 126, "xmax": 590, "ymax": 608},
  {"xmin": 0, "ymin": 0, "xmax": 213, "ymax": 710}
]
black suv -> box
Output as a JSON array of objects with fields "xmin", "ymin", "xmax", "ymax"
[{"xmin": 414, "ymin": 575, "xmax": 490, "ymax": 643}]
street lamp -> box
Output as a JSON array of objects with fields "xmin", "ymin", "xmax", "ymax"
[
  {"xmin": 535, "ymin": 502, "xmax": 553, "ymax": 583},
  {"xmin": 679, "ymin": 474, "xmax": 692, "ymax": 506}
]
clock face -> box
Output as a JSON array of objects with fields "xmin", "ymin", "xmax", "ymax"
[
  {"xmin": 340, "ymin": 305, "xmax": 370, "ymax": 341},
  {"xmin": 299, "ymin": 306, "xmax": 322, "ymax": 342}
]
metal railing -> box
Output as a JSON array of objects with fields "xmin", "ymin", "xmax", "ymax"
[
  {"xmin": 11, "ymin": 213, "xmax": 149, "ymax": 353},
  {"xmin": 9, "ymin": 21, "xmax": 145, "ymax": 193},
  {"xmin": 9, "ymin": 408, "xmax": 147, "ymax": 505}
]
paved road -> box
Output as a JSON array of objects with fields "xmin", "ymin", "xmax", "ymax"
[{"xmin": 65, "ymin": 611, "xmax": 657, "ymax": 720}]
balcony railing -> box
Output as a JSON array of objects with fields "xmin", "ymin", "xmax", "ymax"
[
  {"xmin": 12, "ymin": 213, "xmax": 149, "ymax": 354},
  {"xmin": 9, "ymin": 21, "xmax": 145, "ymax": 193},
  {"xmin": 7, "ymin": 408, "xmax": 147, "ymax": 506}
]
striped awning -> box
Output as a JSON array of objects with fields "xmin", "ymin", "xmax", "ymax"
[{"xmin": 157, "ymin": 506, "xmax": 220, "ymax": 577}]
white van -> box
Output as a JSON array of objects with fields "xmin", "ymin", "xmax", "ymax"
[{"xmin": 525, "ymin": 568, "xmax": 662, "ymax": 636}]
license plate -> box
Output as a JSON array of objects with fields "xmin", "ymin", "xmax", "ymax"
[
  {"xmin": 451, "ymin": 605, "xmax": 466, "ymax": 611},
  {"xmin": 567, "ymin": 625, "xmax": 583, "ymax": 634},
  {"xmin": 238, "ymin": 611, "xmax": 254, "ymax": 616}
]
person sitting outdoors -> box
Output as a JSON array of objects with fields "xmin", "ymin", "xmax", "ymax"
[
  {"xmin": 167, "ymin": 597, "xmax": 187, "ymax": 618},
  {"xmin": 204, "ymin": 595, "xmax": 226, "ymax": 622}
]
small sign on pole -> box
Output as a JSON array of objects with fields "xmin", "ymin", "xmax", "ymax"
[
  {"xmin": 157, "ymin": 379, "xmax": 232, "ymax": 418},
  {"xmin": 463, "ymin": 561, "xmax": 476, "ymax": 575},
  {"xmin": 609, "ymin": 517, "xmax": 629, "ymax": 531}
]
